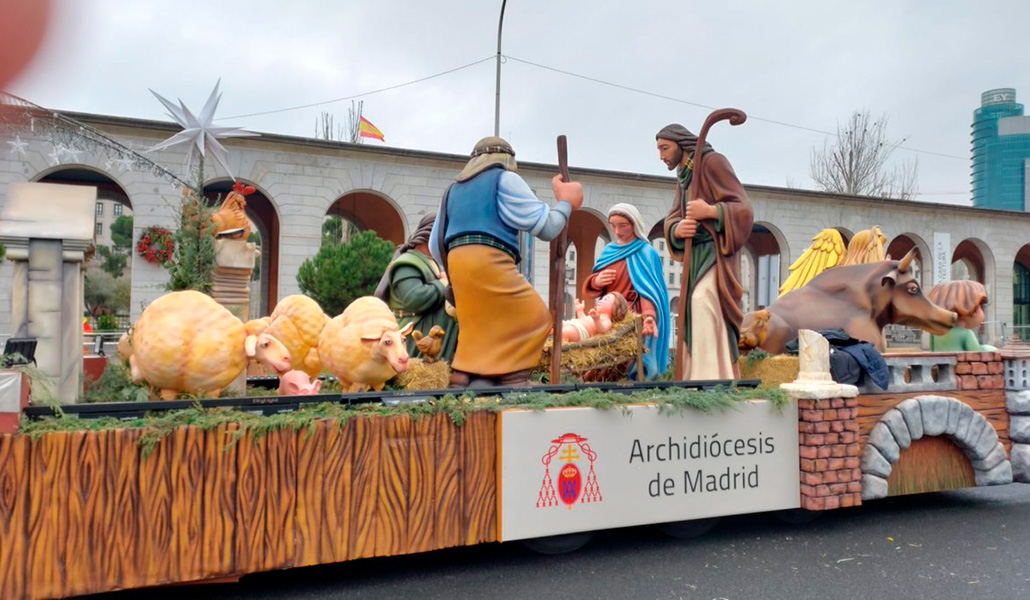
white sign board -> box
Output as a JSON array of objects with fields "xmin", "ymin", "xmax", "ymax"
[
  {"xmin": 499, "ymin": 402, "xmax": 800, "ymax": 541},
  {"xmin": 933, "ymin": 232, "xmax": 951, "ymax": 286}
]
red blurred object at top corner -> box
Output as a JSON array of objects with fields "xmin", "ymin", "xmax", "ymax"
[{"xmin": 0, "ymin": 0, "xmax": 52, "ymax": 90}]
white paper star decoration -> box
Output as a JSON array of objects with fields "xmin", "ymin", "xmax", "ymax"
[
  {"xmin": 6, "ymin": 135, "xmax": 28, "ymax": 157},
  {"xmin": 147, "ymin": 80, "xmax": 256, "ymax": 180}
]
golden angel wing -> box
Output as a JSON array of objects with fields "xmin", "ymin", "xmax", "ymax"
[
  {"xmin": 777, "ymin": 228, "xmax": 846, "ymax": 297},
  {"xmin": 840, "ymin": 225, "xmax": 887, "ymax": 266}
]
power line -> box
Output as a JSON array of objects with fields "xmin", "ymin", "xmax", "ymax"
[
  {"xmin": 503, "ymin": 54, "xmax": 968, "ymax": 162},
  {"xmin": 219, "ymin": 55, "xmax": 495, "ymax": 120}
]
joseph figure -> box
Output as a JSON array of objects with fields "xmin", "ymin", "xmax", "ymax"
[{"xmin": 657, "ymin": 124, "xmax": 753, "ymax": 380}]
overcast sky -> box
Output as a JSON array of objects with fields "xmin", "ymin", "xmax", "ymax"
[{"xmin": 7, "ymin": 0, "xmax": 1030, "ymax": 205}]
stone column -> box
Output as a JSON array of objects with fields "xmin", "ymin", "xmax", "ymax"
[
  {"xmin": 211, "ymin": 238, "xmax": 259, "ymax": 395},
  {"xmin": 1002, "ymin": 345, "xmax": 1030, "ymax": 482},
  {"xmin": 781, "ymin": 330, "xmax": 862, "ymax": 510},
  {"xmin": 0, "ymin": 182, "xmax": 96, "ymax": 404}
]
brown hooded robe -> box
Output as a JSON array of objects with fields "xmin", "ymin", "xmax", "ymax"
[{"xmin": 662, "ymin": 150, "xmax": 753, "ymax": 372}]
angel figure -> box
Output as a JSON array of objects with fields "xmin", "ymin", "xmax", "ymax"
[{"xmin": 777, "ymin": 226, "xmax": 888, "ymax": 297}]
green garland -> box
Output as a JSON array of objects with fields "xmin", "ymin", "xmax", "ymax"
[{"xmin": 19, "ymin": 386, "xmax": 790, "ymax": 458}]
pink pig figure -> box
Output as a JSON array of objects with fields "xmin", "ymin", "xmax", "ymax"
[{"xmin": 277, "ymin": 369, "xmax": 323, "ymax": 396}]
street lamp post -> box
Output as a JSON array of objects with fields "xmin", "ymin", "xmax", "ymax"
[{"xmin": 494, "ymin": 0, "xmax": 507, "ymax": 137}]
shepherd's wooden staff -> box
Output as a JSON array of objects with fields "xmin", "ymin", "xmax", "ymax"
[
  {"xmin": 549, "ymin": 135, "xmax": 571, "ymax": 384},
  {"xmin": 675, "ymin": 109, "xmax": 747, "ymax": 380}
]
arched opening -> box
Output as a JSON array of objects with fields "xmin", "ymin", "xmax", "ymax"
[
  {"xmin": 951, "ymin": 239, "xmax": 988, "ymax": 284},
  {"xmin": 740, "ymin": 250, "xmax": 754, "ymax": 312},
  {"xmin": 36, "ymin": 167, "xmax": 133, "ymax": 332},
  {"xmin": 1014, "ymin": 244, "xmax": 1030, "ymax": 339},
  {"xmin": 204, "ymin": 180, "xmax": 279, "ymax": 318},
  {"xmin": 834, "ymin": 227, "xmax": 854, "ymax": 247},
  {"xmin": 861, "ymin": 396, "xmax": 1011, "ymax": 500},
  {"xmin": 326, "ymin": 190, "xmax": 406, "ymax": 246},
  {"xmin": 747, "ymin": 222, "xmax": 787, "ymax": 309},
  {"xmin": 566, "ymin": 208, "xmax": 609, "ymax": 310},
  {"xmin": 951, "ymin": 238, "xmax": 994, "ymax": 342},
  {"xmin": 886, "ymin": 233, "xmax": 930, "ymax": 289}
]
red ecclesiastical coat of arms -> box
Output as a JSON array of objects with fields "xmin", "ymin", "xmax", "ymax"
[{"xmin": 536, "ymin": 433, "xmax": 602, "ymax": 509}]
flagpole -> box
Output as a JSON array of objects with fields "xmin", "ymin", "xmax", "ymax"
[{"xmin": 494, "ymin": 0, "xmax": 507, "ymax": 137}]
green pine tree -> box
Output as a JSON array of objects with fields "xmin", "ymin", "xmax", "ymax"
[
  {"xmin": 297, "ymin": 229, "xmax": 394, "ymax": 316},
  {"xmin": 165, "ymin": 188, "xmax": 216, "ymax": 293}
]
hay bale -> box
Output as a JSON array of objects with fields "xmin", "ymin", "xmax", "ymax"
[
  {"xmin": 738, "ymin": 354, "xmax": 799, "ymax": 389},
  {"xmin": 395, "ymin": 358, "xmax": 451, "ymax": 390},
  {"xmin": 535, "ymin": 314, "xmax": 642, "ymax": 377}
]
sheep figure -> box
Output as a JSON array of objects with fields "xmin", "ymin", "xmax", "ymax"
[
  {"xmin": 318, "ymin": 296, "xmax": 415, "ymax": 392},
  {"xmin": 247, "ymin": 294, "xmax": 329, "ymax": 378},
  {"xmin": 130, "ymin": 290, "xmax": 292, "ymax": 399}
]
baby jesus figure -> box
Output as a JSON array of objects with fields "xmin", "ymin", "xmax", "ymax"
[{"xmin": 560, "ymin": 292, "xmax": 629, "ymax": 344}]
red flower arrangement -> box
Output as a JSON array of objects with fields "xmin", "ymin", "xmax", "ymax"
[{"xmin": 136, "ymin": 226, "xmax": 175, "ymax": 266}]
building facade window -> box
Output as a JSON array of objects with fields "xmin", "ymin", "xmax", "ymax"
[
  {"xmin": 95, "ymin": 202, "xmax": 103, "ymax": 215},
  {"xmin": 95, "ymin": 222, "xmax": 103, "ymax": 236},
  {"xmin": 1015, "ymin": 262, "xmax": 1030, "ymax": 330},
  {"xmin": 113, "ymin": 203, "xmax": 123, "ymax": 216}
]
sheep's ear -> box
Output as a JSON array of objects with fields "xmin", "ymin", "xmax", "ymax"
[
  {"xmin": 245, "ymin": 335, "xmax": 258, "ymax": 357},
  {"xmin": 399, "ymin": 323, "xmax": 415, "ymax": 337},
  {"xmin": 360, "ymin": 333, "xmax": 382, "ymax": 342}
]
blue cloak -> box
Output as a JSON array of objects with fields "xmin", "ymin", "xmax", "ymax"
[{"xmin": 592, "ymin": 238, "xmax": 671, "ymax": 379}]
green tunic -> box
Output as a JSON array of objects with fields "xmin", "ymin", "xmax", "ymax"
[
  {"xmin": 930, "ymin": 327, "xmax": 997, "ymax": 353},
  {"xmin": 385, "ymin": 251, "xmax": 459, "ymax": 362},
  {"xmin": 667, "ymin": 165, "xmax": 725, "ymax": 351}
]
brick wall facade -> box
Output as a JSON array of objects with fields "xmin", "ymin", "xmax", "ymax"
[
  {"xmin": 797, "ymin": 396, "xmax": 863, "ymax": 510},
  {"xmin": 955, "ymin": 352, "xmax": 1005, "ymax": 391}
]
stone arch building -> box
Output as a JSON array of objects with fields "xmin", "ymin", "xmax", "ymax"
[{"xmin": 2, "ymin": 112, "xmax": 1030, "ymax": 344}]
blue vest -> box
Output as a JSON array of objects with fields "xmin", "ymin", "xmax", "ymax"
[{"xmin": 444, "ymin": 167, "xmax": 520, "ymax": 260}]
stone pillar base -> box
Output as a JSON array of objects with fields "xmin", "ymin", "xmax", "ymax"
[{"xmin": 212, "ymin": 239, "xmax": 258, "ymax": 396}]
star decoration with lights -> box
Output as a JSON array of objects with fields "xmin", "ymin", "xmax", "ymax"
[
  {"xmin": 62, "ymin": 145, "xmax": 82, "ymax": 163},
  {"xmin": 147, "ymin": 80, "xmax": 257, "ymax": 180},
  {"xmin": 6, "ymin": 135, "xmax": 28, "ymax": 157},
  {"xmin": 47, "ymin": 144, "xmax": 64, "ymax": 166}
]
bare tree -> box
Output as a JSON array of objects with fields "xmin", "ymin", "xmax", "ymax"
[
  {"xmin": 315, "ymin": 111, "xmax": 345, "ymax": 141},
  {"xmin": 811, "ymin": 110, "xmax": 919, "ymax": 200}
]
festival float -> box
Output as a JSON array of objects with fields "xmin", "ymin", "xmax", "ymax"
[{"xmin": 0, "ymin": 90, "xmax": 1027, "ymax": 600}]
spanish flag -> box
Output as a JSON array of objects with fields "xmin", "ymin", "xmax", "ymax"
[{"xmin": 359, "ymin": 116, "xmax": 385, "ymax": 141}]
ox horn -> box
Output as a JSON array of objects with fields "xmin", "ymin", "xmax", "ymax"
[{"xmin": 898, "ymin": 248, "xmax": 916, "ymax": 273}]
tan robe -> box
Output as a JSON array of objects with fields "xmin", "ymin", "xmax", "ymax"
[{"xmin": 448, "ymin": 245, "xmax": 551, "ymax": 376}]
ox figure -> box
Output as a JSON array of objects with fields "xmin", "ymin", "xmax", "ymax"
[{"xmin": 740, "ymin": 249, "xmax": 957, "ymax": 355}]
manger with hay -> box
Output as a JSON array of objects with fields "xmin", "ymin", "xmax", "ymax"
[{"xmin": 536, "ymin": 313, "xmax": 647, "ymax": 382}]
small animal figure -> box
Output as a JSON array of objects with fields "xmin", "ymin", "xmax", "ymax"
[
  {"xmin": 277, "ymin": 369, "xmax": 323, "ymax": 396},
  {"xmin": 211, "ymin": 181, "xmax": 253, "ymax": 239},
  {"xmin": 738, "ymin": 308, "xmax": 770, "ymax": 353},
  {"xmin": 247, "ymin": 295, "xmax": 329, "ymax": 378},
  {"xmin": 116, "ymin": 331, "xmax": 133, "ymax": 361},
  {"xmin": 740, "ymin": 249, "xmax": 956, "ymax": 354},
  {"xmin": 130, "ymin": 290, "xmax": 292, "ymax": 399},
  {"xmin": 318, "ymin": 296, "xmax": 415, "ymax": 392},
  {"xmin": 411, "ymin": 325, "xmax": 447, "ymax": 363}
]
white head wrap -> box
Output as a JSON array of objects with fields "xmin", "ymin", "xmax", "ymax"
[{"xmin": 607, "ymin": 203, "xmax": 648, "ymax": 242}]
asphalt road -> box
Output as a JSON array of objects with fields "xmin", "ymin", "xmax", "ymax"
[{"xmin": 93, "ymin": 484, "xmax": 1030, "ymax": 600}]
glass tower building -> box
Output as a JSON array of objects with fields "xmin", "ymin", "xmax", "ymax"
[{"xmin": 971, "ymin": 88, "xmax": 1030, "ymax": 211}]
